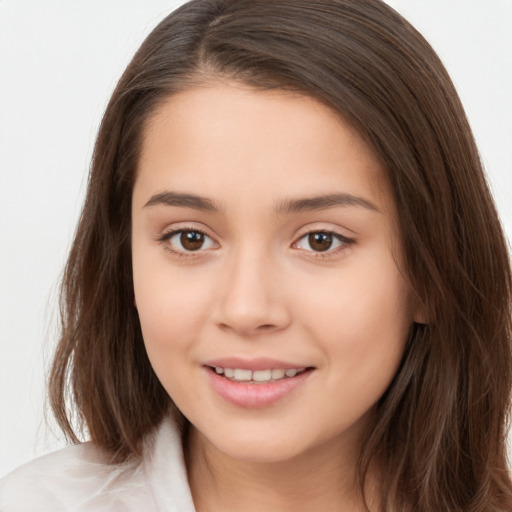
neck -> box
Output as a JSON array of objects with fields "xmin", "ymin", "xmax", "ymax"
[{"xmin": 185, "ymin": 426, "xmax": 378, "ymax": 512}]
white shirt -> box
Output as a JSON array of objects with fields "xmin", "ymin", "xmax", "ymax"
[{"xmin": 0, "ymin": 416, "xmax": 196, "ymax": 511}]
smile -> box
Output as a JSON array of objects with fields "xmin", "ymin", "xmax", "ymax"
[
  {"xmin": 205, "ymin": 364, "xmax": 314, "ymax": 408},
  {"xmin": 211, "ymin": 366, "xmax": 307, "ymax": 383}
]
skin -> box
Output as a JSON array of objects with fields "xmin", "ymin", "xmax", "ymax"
[{"xmin": 131, "ymin": 81, "xmax": 422, "ymax": 512}]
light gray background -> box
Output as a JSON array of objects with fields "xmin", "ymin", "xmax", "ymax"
[{"xmin": 1, "ymin": 0, "xmax": 511, "ymax": 478}]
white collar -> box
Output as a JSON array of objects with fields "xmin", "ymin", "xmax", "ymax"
[{"xmin": 142, "ymin": 415, "xmax": 196, "ymax": 512}]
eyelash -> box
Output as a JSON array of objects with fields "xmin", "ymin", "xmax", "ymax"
[
  {"xmin": 293, "ymin": 231, "xmax": 355, "ymax": 258},
  {"xmin": 157, "ymin": 228, "xmax": 216, "ymax": 258},
  {"xmin": 157, "ymin": 228, "xmax": 355, "ymax": 259}
]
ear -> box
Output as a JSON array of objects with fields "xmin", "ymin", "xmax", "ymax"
[{"xmin": 412, "ymin": 297, "xmax": 427, "ymax": 325}]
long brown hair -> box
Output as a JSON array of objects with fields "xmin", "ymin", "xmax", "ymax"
[{"xmin": 49, "ymin": 0, "xmax": 512, "ymax": 509}]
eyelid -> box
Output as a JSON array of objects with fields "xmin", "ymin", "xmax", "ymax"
[
  {"xmin": 154, "ymin": 222, "xmax": 355, "ymax": 258},
  {"xmin": 292, "ymin": 227, "xmax": 356, "ymax": 257},
  {"xmin": 157, "ymin": 224, "xmax": 219, "ymax": 257},
  {"xmin": 156, "ymin": 220, "xmax": 216, "ymax": 241}
]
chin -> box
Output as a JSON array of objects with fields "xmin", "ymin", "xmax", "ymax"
[
  {"xmin": 192, "ymin": 421, "xmax": 308, "ymax": 464},
  {"xmin": 219, "ymin": 440, "xmax": 306, "ymax": 464}
]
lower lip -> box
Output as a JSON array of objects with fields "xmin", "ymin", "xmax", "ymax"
[{"xmin": 205, "ymin": 367, "xmax": 313, "ymax": 408}]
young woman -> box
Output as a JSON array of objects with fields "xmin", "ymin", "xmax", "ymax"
[{"xmin": 1, "ymin": 0, "xmax": 511, "ymax": 510}]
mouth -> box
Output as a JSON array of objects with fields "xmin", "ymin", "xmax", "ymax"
[
  {"xmin": 207, "ymin": 366, "xmax": 311, "ymax": 383},
  {"xmin": 204, "ymin": 362, "xmax": 315, "ymax": 408}
]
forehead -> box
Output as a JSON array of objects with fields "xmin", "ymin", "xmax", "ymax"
[{"xmin": 135, "ymin": 82, "xmax": 394, "ymax": 215}]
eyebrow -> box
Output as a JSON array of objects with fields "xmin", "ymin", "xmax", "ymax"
[
  {"xmin": 144, "ymin": 191, "xmax": 219, "ymax": 211},
  {"xmin": 275, "ymin": 193, "xmax": 380, "ymax": 214},
  {"xmin": 143, "ymin": 191, "xmax": 379, "ymax": 214}
]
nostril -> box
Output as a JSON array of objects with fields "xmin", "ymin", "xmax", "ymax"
[{"xmin": 218, "ymin": 322, "xmax": 279, "ymax": 335}]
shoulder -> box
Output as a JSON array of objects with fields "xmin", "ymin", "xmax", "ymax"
[{"xmin": 0, "ymin": 442, "xmax": 155, "ymax": 512}]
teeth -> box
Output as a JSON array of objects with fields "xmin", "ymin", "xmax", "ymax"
[
  {"xmin": 253, "ymin": 369, "xmax": 272, "ymax": 382},
  {"xmin": 233, "ymin": 369, "xmax": 252, "ymax": 381},
  {"xmin": 213, "ymin": 366, "xmax": 306, "ymax": 382},
  {"xmin": 271, "ymin": 369, "xmax": 285, "ymax": 379}
]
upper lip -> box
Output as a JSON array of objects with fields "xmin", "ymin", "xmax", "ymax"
[{"xmin": 203, "ymin": 357, "xmax": 311, "ymax": 371}]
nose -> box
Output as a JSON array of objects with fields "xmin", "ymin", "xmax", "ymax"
[{"xmin": 214, "ymin": 248, "xmax": 291, "ymax": 337}]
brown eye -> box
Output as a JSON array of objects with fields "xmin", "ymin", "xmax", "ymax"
[
  {"xmin": 165, "ymin": 229, "xmax": 217, "ymax": 253},
  {"xmin": 294, "ymin": 231, "xmax": 351, "ymax": 255},
  {"xmin": 180, "ymin": 230, "xmax": 205, "ymax": 251},
  {"xmin": 308, "ymin": 232, "xmax": 333, "ymax": 252}
]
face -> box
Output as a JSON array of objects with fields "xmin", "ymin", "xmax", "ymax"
[{"xmin": 132, "ymin": 82, "xmax": 418, "ymax": 464}]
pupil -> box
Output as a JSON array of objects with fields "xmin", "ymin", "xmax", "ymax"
[
  {"xmin": 181, "ymin": 231, "xmax": 204, "ymax": 251},
  {"xmin": 309, "ymin": 232, "xmax": 332, "ymax": 252}
]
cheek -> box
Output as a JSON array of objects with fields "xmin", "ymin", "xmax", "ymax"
[
  {"xmin": 133, "ymin": 266, "xmax": 211, "ymax": 405},
  {"xmin": 132, "ymin": 251, "xmax": 212, "ymax": 363},
  {"xmin": 298, "ymin": 252, "xmax": 412, "ymax": 386}
]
